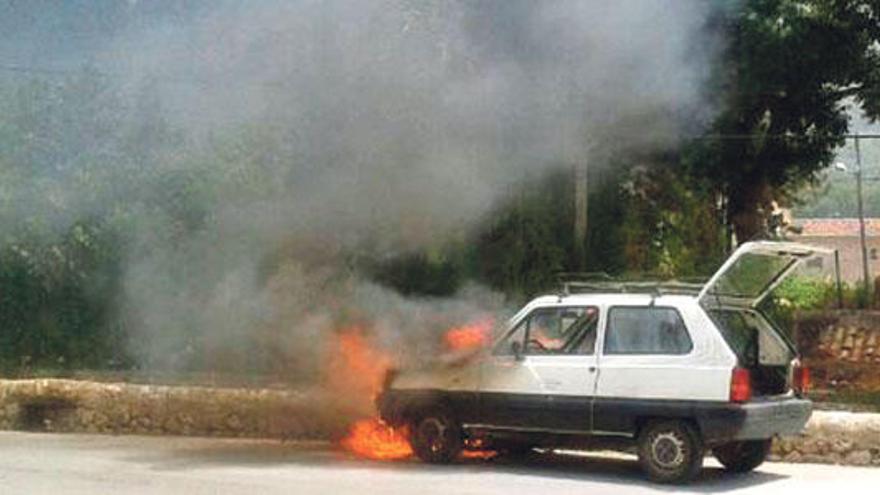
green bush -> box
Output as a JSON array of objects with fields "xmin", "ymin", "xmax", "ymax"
[
  {"xmin": 761, "ymin": 276, "xmax": 872, "ymax": 334},
  {"xmin": 772, "ymin": 277, "xmax": 839, "ymax": 310}
]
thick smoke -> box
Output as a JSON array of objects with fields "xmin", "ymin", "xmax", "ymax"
[{"xmin": 3, "ymin": 1, "xmax": 721, "ymax": 377}]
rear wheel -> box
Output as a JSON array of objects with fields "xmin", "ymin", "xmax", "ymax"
[
  {"xmin": 637, "ymin": 420, "xmax": 704, "ymax": 484},
  {"xmin": 713, "ymin": 439, "xmax": 771, "ymax": 473},
  {"xmin": 409, "ymin": 407, "xmax": 462, "ymax": 464}
]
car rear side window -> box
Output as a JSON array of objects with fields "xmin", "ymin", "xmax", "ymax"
[{"xmin": 604, "ymin": 307, "xmax": 693, "ymax": 355}]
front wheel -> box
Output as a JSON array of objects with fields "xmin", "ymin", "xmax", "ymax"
[
  {"xmin": 637, "ymin": 420, "xmax": 704, "ymax": 484},
  {"xmin": 409, "ymin": 407, "xmax": 462, "ymax": 464},
  {"xmin": 713, "ymin": 439, "xmax": 771, "ymax": 473}
]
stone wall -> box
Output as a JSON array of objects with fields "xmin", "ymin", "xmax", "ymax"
[
  {"xmin": 0, "ymin": 379, "xmax": 355, "ymax": 440},
  {"xmin": 772, "ymin": 411, "xmax": 880, "ymax": 466},
  {"xmin": 1, "ymin": 378, "xmax": 879, "ymax": 466},
  {"xmin": 797, "ymin": 311, "xmax": 880, "ymax": 363},
  {"xmin": 794, "ymin": 311, "xmax": 880, "ymax": 392}
]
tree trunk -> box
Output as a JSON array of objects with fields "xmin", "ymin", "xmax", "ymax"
[{"xmin": 727, "ymin": 179, "xmax": 773, "ymax": 245}]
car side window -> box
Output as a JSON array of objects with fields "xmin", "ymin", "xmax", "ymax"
[
  {"xmin": 571, "ymin": 308, "xmax": 600, "ymax": 354},
  {"xmin": 495, "ymin": 306, "xmax": 599, "ymax": 356},
  {"xmin": 553, "ymin": 307, "xmax": 600, "ymax": 355},
  {"xmin": 526, "ymin": 308, "xmax": 564, "ymax": 353},
  {"xmin": 604, "ymin": 306, "xmax": 692, "ymax": 355}
]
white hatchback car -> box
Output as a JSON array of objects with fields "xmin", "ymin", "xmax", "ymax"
[{"xmin": 377, "ymin": 241, "xmax": 824, "ymax": 483}]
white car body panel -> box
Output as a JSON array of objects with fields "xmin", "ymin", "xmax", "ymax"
[
  {"xmin": 392, "ymin": 358, "xmax": 480, "ymax": 391},
  {"xmin": 480, "ymin": 354, "xmax": 599, "ymax": 396}
]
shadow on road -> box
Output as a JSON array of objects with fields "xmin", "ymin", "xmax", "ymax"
[
  {"xmin": 471, "ymin": 451, "xmax": 787, "ymax": 493},
  {"xmin": 123, "ymin": 439, "xmax": 788, "ymax": 492}
]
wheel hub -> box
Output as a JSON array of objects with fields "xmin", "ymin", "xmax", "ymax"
[
  {"xmin": 419, "ymin": 417, "xmax": 447, "ymax": 453},
  {"xmin": 651, "ymin": 432, "xmax": 686, "ymax": 468}
]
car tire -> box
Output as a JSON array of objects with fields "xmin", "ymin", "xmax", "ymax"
[
  {"xmin": 409, "ymin": 406, "xmax": 462, "ymax": 464},
  {"xmin": 637, "ymin": 420, "xmax": 704, "ymax": 484},
  {"xmin": 713, "ymin": 439, "xmax": 771, "ymax": 473}
]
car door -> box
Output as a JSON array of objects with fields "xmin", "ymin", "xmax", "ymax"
[
  {"xmin": 592, "ymin": 303, "xmax": 718, "ymax": 435},
  {"xmin": 477, "ymin": 305, "xmax": 601, "ymax": 432}
]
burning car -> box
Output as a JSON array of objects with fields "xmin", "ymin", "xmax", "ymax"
[{"xmin": 376, "ymin": 241, "xmax": 826, "ymax": 483}]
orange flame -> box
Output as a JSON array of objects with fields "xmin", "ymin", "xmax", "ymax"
[
  {"xmin": 461, "ymin": 450, "xmax": 497, "ymax": 460},
  {"xmin": 336, "ymin": 319, "xmax": 497, "ymax": 461},
  {"xmin": 341, "ymin": 418, "xmax": 413, "ymax": 460},
  {"xmin": 461, "ymin": 438, "xmax": 497, "ymax": 460},
  {"xmin": 326, "ymin": 327, "xmax": 391, "ymax": 402},
  {"xmin": 329, "ymin": 327, "xmax": 414, "ymax": 460},
  {"xmin": 444, "ymin": 317, "xmax": 494, "ymax": 351}
]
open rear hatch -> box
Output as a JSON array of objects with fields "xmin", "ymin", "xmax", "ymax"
[
  {"xmin": 698, "ymin": 241, "xmax": 833, "ymax": 309},
  {"xmin": 700, "ymin": 241, "xmax": 831, "ymax": 396}
]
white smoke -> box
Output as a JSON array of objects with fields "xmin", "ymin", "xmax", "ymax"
[{"xmin": 3, "ymin": 0, "xmax": 724, "ymax": 375}]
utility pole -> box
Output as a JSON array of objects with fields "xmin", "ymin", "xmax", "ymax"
[
  {"xmin": 854, "ymin": 134, "xmax": 872, "ymax": 294},
  {"xmin": 572, "ymin": 150, "xmax": 589, "ymax": 271}
]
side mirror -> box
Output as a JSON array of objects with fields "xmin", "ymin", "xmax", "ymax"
[{"xmin": 510, "ymin": 341, "xmax": 524, "ymax": 361}]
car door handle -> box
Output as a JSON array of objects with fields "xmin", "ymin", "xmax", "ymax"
[{"xmin": 588, "ymin": 366, "xmax": 597, "ymax": 373}]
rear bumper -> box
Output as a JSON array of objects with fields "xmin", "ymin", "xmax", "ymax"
[{"xmin": 699, "ymin": 397, "xmax": 812, "ymax": 445}]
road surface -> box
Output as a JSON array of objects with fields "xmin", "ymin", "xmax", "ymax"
[{"xmin": 0, "ymin": 431, "xmax": 876, "ymax": 494}]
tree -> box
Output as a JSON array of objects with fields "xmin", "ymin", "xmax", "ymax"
[
  {"xmin": 695, "ymin": 0, "xmax": 880, "ymax": 242},
  {"xmin": 473, "ymin": 171, "xmax": 574, "ymax": 299},
  {"xmin": 619, "ymin": 161, "xmax": 726, "ymax": 278}
]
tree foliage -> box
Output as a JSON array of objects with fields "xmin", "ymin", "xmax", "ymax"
[{"xmin": 695, "ymin": 0, "xmax": 880, "ymax": 241}]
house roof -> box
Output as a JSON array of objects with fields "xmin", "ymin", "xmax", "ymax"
[{"xmin": 795, "ymin": 218, "xmax": 880, "ymax": 237}]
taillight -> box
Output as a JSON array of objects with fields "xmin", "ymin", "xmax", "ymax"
[
  {"xmin": 793, "ymin": 365, "xmax": 810, "ymax": 395},
  {"xmin": 730, "ymin": 367, "xmax": 752, "ymax": 403}
]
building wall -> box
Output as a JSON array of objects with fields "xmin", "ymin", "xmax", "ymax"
[{"xmin": 796, "ymin": 235, "xmax": 880, "ymax": 283}]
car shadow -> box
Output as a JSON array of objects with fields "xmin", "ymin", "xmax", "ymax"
[
  {"xmin": 122, "ymin": 438, "xmax": 788, "ymax": 492},
  {"xmin": 462, "ymin": 451, "xmax": 788, "ymax": 493}
]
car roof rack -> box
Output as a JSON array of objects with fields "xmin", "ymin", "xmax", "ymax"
[{"xmin": 556, "ymin": 272, "xmax": 707, "ymax": 298}]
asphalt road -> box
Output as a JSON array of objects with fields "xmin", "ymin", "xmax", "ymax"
[{"xmin": 0, "ymin": 431, "xmax": 876, "ymax": 494}]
